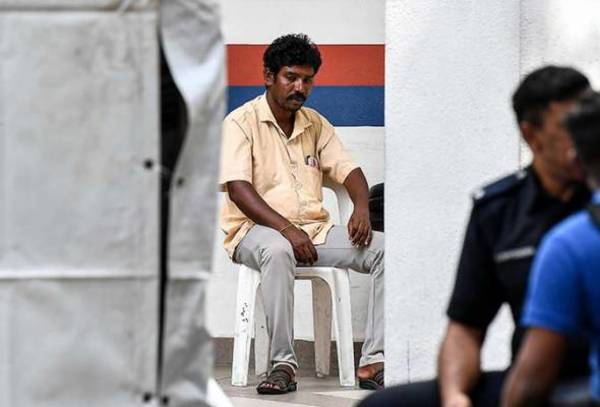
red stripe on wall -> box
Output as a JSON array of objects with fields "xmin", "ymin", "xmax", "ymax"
[{"xmin": 227, "ymin": 44, "xmax": 384, "ymax": 86}]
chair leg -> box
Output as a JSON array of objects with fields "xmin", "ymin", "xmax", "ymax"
[
  {"xmin": 312, "ymin": 277, "xmax": 332, "ymax": 378},
  {"xmin": 254, "ymin": 286, "xmax": 270, "ymax": 378},
  {"xmin": 330, "ymin": 270, "xmax": 356, "ymax": 387},
  {"xmin": 232, "ymin": 266, "xmax": 260, "ymax": 386}
]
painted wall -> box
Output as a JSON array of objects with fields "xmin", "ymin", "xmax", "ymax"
[
  {"xmin": 206, "ymin": 0, "xmax": 385, "ymax": 342},
  {"xmin": 386, "ymin": 0, "xmax": 600, "ymax": 384},
  {"xmin": 210, "ymin": 0, "xmax": 600, "ymax": 381}
]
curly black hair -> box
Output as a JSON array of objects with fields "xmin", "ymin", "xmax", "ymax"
[
  {"xmin": 263, "ymin": 33, "xmax": 322, "ymax": 76},
  {"xmin": 512, "ymin": 65, "xmax": 590, "ymax": 127}
]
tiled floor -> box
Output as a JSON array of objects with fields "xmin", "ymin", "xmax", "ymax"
[{"xmin": 215, "ymin": 367, "xmax": 373, "ymax": 407}]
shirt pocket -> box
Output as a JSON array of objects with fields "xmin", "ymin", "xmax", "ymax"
[
  {"xmin": 301, "ymin": 165, "xmax": 323, "ymax": 202},
  {"xmin": 494, "ymin": 247, "xmax": 535, "ymax": 309}
]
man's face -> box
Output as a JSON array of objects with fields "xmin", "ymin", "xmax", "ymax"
[
  {"xmin": 265, "ymin": 65, "xmax": 315, "ymax": 112},
  {"xmin": 529, "ymin": 99, "xmax": 584, "ymax": 183}
]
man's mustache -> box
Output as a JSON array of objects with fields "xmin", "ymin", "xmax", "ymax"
[{"xmin": 288, "ymin": 93, "xmax": 306, "ymax": 102}]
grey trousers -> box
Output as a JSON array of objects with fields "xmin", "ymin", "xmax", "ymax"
[{"xmin": 234, "ymin": 224, "xmax": 385, "ymax": 369}]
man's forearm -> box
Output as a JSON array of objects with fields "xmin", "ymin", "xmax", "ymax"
[
  {"xmin": 501, "ymin": 328, "xmax": 565, "ymax": 407},
  {"xmin": 343, "ymin": 168, "xmax": 370, "ymax": 210},
  {"xmin": 438, "ymin": 322, "xmax": 484, "ymax": 405},
  {"xmin": 227, "ymin": 180, "xmax": 319, "ymax": 264},
  {"xmin": 501, "ymin": 369, "xmax": 547, "ymax": 407},
  {"xmin": 227, "ymin": 180, "xmax": 290, "ymax": 230}
]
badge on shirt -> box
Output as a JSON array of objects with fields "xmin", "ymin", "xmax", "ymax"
[
  {"xmin": 305, "ymin": 155, "xmax": 320, "ymax": 170},
  {"xmin": 494, "ymin": 246, "xmax": 536, "ymax": 263}
]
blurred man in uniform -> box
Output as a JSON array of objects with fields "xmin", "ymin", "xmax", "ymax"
[
  {"xmin": 361, "ymin": 66, "xmax": 591, "ymax": 406},
  {"xmin": 502, "ymin": 91, "xmax": 600, "ymax": 406}
]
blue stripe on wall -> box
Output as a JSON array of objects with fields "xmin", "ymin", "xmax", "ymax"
[{"xmin": 228, "ymin": 86, "xmax": 384, "ymax": 127}]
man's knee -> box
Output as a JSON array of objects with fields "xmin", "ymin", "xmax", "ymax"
[
  {"xmin": 258, "ymin": 239, "xmax": 296, "ymax": 289},
  {"xmin": 367, "ymin": 231, "xmax": 384, "ymax": 273},
  {"xmin": 369, "ymin": 231, "xmax": 384, "ymax": 255},
  {"xmin": 258, "ymin": 236, "xmax": 295, "ymax": 266}
]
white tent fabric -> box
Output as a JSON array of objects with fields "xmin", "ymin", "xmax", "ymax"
[
  {"xmin": 0, "ymin": 1, "xmax": 224, "ymax": 406},
  {"xmin": 160, "ymin": 0, "xmax": 224, "ymax": 406}
]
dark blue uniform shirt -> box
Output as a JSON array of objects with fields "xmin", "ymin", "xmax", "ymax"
[{"xmin": 447, "ymin": 166, "xmax": 590, "ymax": 378}]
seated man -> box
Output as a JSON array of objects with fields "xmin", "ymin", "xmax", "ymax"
[
  {"xmin": 360, "ymin": 66, "xmax": 592, "ymax": 407},
  {"xmin": 502, "ymin": 92, "xmax": 600, "ymax": 406},
  {"xmin": 219, "ymin": 33, "xmax": 384, "ymax": 394}
]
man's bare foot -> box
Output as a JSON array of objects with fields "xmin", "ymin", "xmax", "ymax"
[
  {"xmin": 357, "ymin": 362, "xmax": 384, "ymax": 379},
  {"xmin": 357, "ymin": 362, "xmax": 384, "ymax": 390}
]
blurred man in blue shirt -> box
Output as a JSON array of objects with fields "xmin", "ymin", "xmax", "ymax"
[{"xmin": 502, "ymin": 91, "xmax": 600, "ymax": 406}]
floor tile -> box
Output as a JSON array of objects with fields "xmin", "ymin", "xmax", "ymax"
[
  {"xmin": 313, "ymin": 390, "xmax": 371, "ymax": 400},
  {"xmin": 230, "ymin": 397, "xmax": 319, "ymax": 407}
]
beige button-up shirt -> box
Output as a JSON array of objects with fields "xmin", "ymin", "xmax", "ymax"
[{"xmin": 219, "ymin": 94, "xmax": 358, "ymax": 258}]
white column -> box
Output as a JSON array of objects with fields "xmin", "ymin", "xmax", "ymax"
[{"xmin": 385, "ymin": 0, "xmax": 521, "ymax": 383}]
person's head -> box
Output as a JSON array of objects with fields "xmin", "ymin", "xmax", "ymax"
[
  {"xmin": 263, "ymin": 33, "xmax": 322, "ymax": 113},
  {"xmin": 512, "ymin": 66, "xmax": 590, "ymax": 184},
  {"xmin": 566, "ymin": 92, "xmax": 600, "ymax": 190}
]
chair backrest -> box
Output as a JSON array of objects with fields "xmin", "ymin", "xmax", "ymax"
[{"xmin": 323, "ymin": 177, "xmax": 354, "ymax": 225}]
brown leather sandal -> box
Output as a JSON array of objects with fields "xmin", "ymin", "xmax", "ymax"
[{"xmin": 256, "ymin": 364, "xmax": 297, "ymax": 395}]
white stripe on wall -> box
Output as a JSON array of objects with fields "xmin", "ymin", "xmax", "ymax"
[{"xmin": 220, "ymin": 0, "xmax": 385, "ymax": 44}]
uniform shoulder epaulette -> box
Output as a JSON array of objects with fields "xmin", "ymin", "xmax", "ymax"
[{"xmin": 471, "ymin": 169, "xmax": 527, "ymax": 204}]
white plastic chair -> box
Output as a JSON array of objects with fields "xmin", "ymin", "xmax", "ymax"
[{"xmin": 231, "ymin": 180, "xmax": 356, "ymax": 387}]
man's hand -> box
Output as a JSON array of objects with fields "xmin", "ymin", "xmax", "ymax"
[
  {"xmin": 281, "ymin": 226, "xmax": 318, "ymax": 265},
  {"xmin": 348, "ymin": 205, "xmax": 372, "ymax": 246},
  {"xmin": 342, "ymin": 168, "xmax": 371, "ymax": 246},
  {"xmin": 438, "ymin": 322, "xmax": 484, "ymax": 407},
  {"xmin": 443, "ymin": 392, "xmax": 472, "ymax": 407}
]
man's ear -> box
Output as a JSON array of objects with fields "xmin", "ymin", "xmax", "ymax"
[
  {"xmin": 566, "ymin": 146, "xmax": 578, "ymax": 164},
  {"xmin": 521, "ymin": 121, "xmax": 543, "ymax": 153},
  {"xmin": 264, "ymin": 68, "xmax": 275, "ymax": 87},
  {"xmin": 567, "ymin": 146, "xmax": 585, "ymax": 177}
]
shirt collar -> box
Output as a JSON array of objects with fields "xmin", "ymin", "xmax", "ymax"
[
  {"xmin": 525, "ymin": 165, "xmax": 590, "ymax": 213},
  {"xmin": 257, "ymin": 93, "xmax": 277, "ymax": 123},
  {"xmin": 522, "ymin": 166, "xmax": 546, "ymax": 213},
  {"xmin": 257, "ymin": 93, "xmax": 312, "ymax": 141}
]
